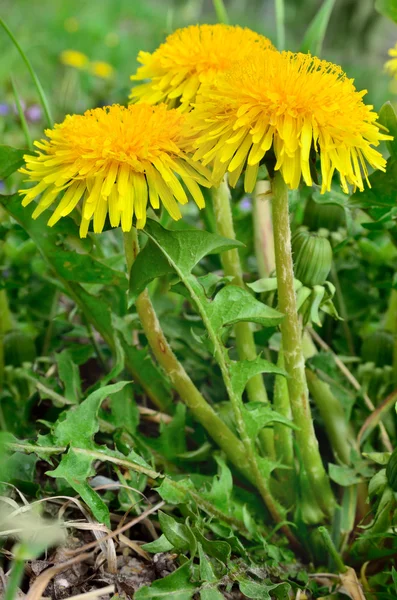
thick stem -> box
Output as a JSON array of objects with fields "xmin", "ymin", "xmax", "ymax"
[
  {"xmin": 306, "ymin": 368, "xmax": 353, "ymax": 465},
  {"xmin": 271, "ymin": 171, "xmax": 335, "ymax": 517},
  {"xmin": 211, "ymin": 179, "xmax": 275, "ymax": 459},
  {"xmin": 123, "ymin": 229, "xmax": 253, "ymax": 484},
  {"xmin": 253, "ymin": 180, "xmax": 275, "ymax": 278}
]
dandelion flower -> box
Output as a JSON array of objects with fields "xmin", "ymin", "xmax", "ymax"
[
  {"xmin": 60, "ymin": 50, "xmax": 89, "ymax": 70},
  {"xmin": 19, "ymin": 104, "xmax": 211, "ymax": 237},
  {"xmin": 129, "ymin": 24, "xmax": 274, "ymax": 112},
  {"xmin": 385, "ymin": 43, "xmax": 397, "ymax": 79},
  {"xmin": 90, "ymin": 61, "xmax": 114, "ymax": 79},
  {"xmin": 189, "ymin": 50, "xmax": 390, "ymax": 194}
]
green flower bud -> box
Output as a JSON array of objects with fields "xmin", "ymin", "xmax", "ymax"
[
  {"xmin": 4, "ymin": 330, "xmax": 36, "ymax": 367},
  {"xmin": 303, "ymin": 197, "xmax": 345, "ymax": 232},
  {"xmin": 386, "ymin": 448, "xmax": 397, "ymax": 492},
  {"xmin": 292, "ymin": 231, "xmax": 333, "ymax": 287},
  {"xmin": 362, "ymin": 330, "xmax": 394, "ymax": 368}
]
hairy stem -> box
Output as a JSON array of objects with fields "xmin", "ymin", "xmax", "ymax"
[
  {"xmin": 123, "ymin": 228, "xmax": 254, "ymax": 484},
  {"xmin": 253, "ymin": 180, "xmax": 275, "ymax": 278},
  {"xmin": 211, "ymin": 178, "xmax": 275, "ymax": 459},
  {"xmin": 271, "ymin": 171, "xmax": 335, "ymax": 517}
]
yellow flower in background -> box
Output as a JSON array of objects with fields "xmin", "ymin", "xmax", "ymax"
[
  {"xmin": 90, "ymin": 60, "xmax": 114, "ymax": 79},
  {"xmin": 60, "ymin": 50, "xmax": 89, "ymax": 70},
  {"xmin": 129, "ymin": 24, "xmax": 274, "ymax": 112},
  {"xmin": 19, "ymin": 104, "xmax": 211, "ymax": 237},
  {"xmin": 385, "ymin": 43, "xmax": 397, "ymax": 79},
  {"xmin": 189, "ymin": 50, "xmax": 390, "ymax": 194}
]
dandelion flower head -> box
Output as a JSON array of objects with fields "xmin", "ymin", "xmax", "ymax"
[
  {"xmin": 90, "ymin": 61, "xmax": 114, "ymax": 79},
  {"xmin": 60, "ymin": 50, "xmax": 89, "ymax": 70},
  {"xmin": 129, "ymin": 24, "xmax": 274, "ymax": 112},
  {"xmin": 189, "ymin": 50, "xmax": 390, "ymax": 193},
  {"xmin": 19, "ymin": 103, "xmax": 211, "ymax": 237},
  {"xmin": 385, "ymin": 42, "xmax": 397, "ymax": 80}
]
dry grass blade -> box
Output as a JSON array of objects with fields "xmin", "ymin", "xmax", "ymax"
[
  {"xmin": 357, "ymin": 389, "xmax": 397, "ymax": 447},
  {"xmin": 309, "ymin": 328, "xmax": 393, "ymax": 452},
  {"xmin": 62, "ymin": 584, "xmax": 115, "ymax": 599},
  {"xmin": 64, "ymin": 500, "xmax": 165, "ymax": 556},
  {"xmin": 26, "ymin": 552, "xmax": 92, "ymax": 600}
]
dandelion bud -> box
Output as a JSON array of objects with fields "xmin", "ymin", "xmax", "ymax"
[
  {"xmin": 292, "ymin": 231, "xmax": 333, "ymax": 287},
  {"xmin": 303, "ymin": 197, "xmax": 345, "ymax": 232},
  {"xmin": 362, "ymin": 330, "xmax": 394, "ymax": 368}
]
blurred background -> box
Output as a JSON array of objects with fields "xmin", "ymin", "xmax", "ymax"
[{"xmin": 0, "ymin": 0, "xmax": 396, "ymax": 147}]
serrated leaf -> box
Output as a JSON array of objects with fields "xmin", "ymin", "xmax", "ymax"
[
  {"xmin": 242, "ymin": 403, "xmax": 298, "ymax": 440},
  {"xmin": 142, "ymin": 534, "xmax": 174, "ymax": 553},
  {"xmin": 56, "ymin": 350, "xmax": 81, "ymax": 404},
  {"xmin": 198, "ymin": 544, "xmax": 218, "ymax": 583},
  {"xmin": 159, "ymin": 512, "xmax": 197, "ymax": 554},
  {"xmin": 238, "ymin": 579, "xmax": 290, "ymax": 599},
  {"xmin": 130, "ymin": 219, "xmax": 243, "ymax": 298},
  {"xmin": 193, "ymin": 528, "xmax": 231, "ymax": 563},
  {"xmin": 378, "ymin": 102, "xmax": 397, "ymax": 159},
  {"xmin": 229, "ymin": 357, "xmax": 286, "ymax": 398},
  {"xmin": 204, "ymin": 456, "xmax": 233, "ymax": 514},
  {"xmin": 200, "ymin": 590, "xmax": 225, "ymax": 600},
  {"xmin": 376, "ymin": 0, "xmax": 397, "ymax": 22},
  {"xmin": 53, "ymin": 381, "xmax": 129, "ymax": 447},
  {"xmin": 135, "ymin": 560, "xmax": 195, "ymax": 599},
  {"xmin": 0, "ymin": 145, "xmax": 26, "ymax": 178},
  {"xmin": 208, "ymin": 286, "xmax": 283, "ymax": 330},
  {"xmin": 46, "ymin": 448, "xmax": 110, "ymax": 526},
  {"xmin": 300, "ymin": 0, "xmax": 336, "ymax": 55},
  {"xmin": 157, "ymin": 477, "xmax": 194, "ymax": 505}
]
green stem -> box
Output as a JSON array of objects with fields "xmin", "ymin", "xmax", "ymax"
[
  {"xmin": 123, "ymin": 229, "xmax": 254, "ymax": 484},
  {"xmin": 317, "ymin": 526, "xmax": 347, "ymax": 573},
  {"xmin": 271, "ymin": 171, "xmax": 335, "ymax": 517},
  {"xmin": 273, "ymin": 349, "xmax": 296, "ymax": 501},
  {"xmin": 385, "ymin": 289, "xmax": 397, "ymax": 386},
  {"xmin": 0, "ymin": 289, "xmax": 13, "ymax": 391},
  {"xmin": 253, "ymin": 180, "xmax": 275, "ymax": 279},
  {"xmin": 330, "ymin": 264, "xmax": 355, "ymax": 355},
  {"xmin": 0, "ymin": 18, "xmax": 52, "ymax": 127},
  {"xmin": 211, "ymin": 179, "xmax": 275, "ymax": 459},
  {"xmin": 212, "ymin": 0, "xmax": 229, "ymax": 23},
  {"xmin": 306, "ymin": 368, "xmax": 353, "ymax": 465},
  {"xmin": 4, "ymin": 553, "xmax": 25, "ymax": 600}
]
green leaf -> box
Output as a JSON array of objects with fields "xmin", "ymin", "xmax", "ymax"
[
  {"xmin": 375, "ymin": 0, "xmax": 397, "ymax": 22},
  {"xmin": 53, "ymin": 381, "xmax": 129, "ymax": 448},
  {"xmin": 145, "ymin": 404, "xmax": 187, "ymax": 460},
  {"xmin": 204, "ymin": 456, "xmax": 233, "ymax": 514},
  {"xmin": 130, "ymin": 219, "xmax": 243, "ymax": 297},
  {"xmin": 193, "ymin": 528, "xmax": 231, "ymax": 563},
  {"xmin": 0, "ymin": 145, "xmax": 26, "ymax": 178},
  {"xmin": 135, "ymin": 561, "xmax": 195, "ymax": 600},
  {"xmin": 238, "ymin": 579, "xmax": 291, "ymax": 599},
  {"xmin": 159, "ymin": 512, "xmax": 197, "ymax": 554},
  {"xmin": 350, "ymin": 158, "xmax": 397, "ymax": 209},
  {"xmin": 208, "ymin": 286, "xmax": 284, "ymax": 330},
  {"xmin": 242, "ymin": 403, "xmax": 298, "ymax": 440},
  {"xmin": 300, "ymin": 0, "xmax": 336, "ymax": 55},
  {"xmin": 51, "ymin": 250, "xmax": 127, "ymax": 288},
  {"xmin": 3, "ymin": 452, "xmax": 37, "ymax": 483},
  {"xmin": 47, "ymin": 448, "xmax": 110, "ymax": 526},
  {"xmin": 142, "ymin": 534, "xmax": 174, "ymax": 553},
  {"xmin": 198, "ymin": 544, "xmax": 218, "ymax": 583},
  {"xmin": 157, "ymin": 477, "xmax": 194, "ymax": 505},
  {"xmin": 109, "ymin": 383, "xmax": 139, "ymax": 436},
  {"xmin": 229, "ymin": 357, "xmax": 286, "ymax": 398},
  {"xmin": 200, "ymin": 590, "xmax": 225, "ymax": 600},
  {"xmin": 378, "ymin": 102, "xmax": 397, "ymax": 159},
  {"xmin": 56, "ymin": 350, "xmax": 82, "ymax": 404}
]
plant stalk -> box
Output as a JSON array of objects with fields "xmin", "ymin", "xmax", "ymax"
[
  {"xmin": 211, "ymin": 178, "xmax": 275, "ymax": 459},
  {"xmin": 253, "ymin": 180, "xmax": 275, "ymax": 278},
  {"xmin": 123, "ymin": 228, "xmax": 254, "ymax": 484},
  {"xmin": 271, "ymin": 171, "xmax": 335, "ymax": 517}
]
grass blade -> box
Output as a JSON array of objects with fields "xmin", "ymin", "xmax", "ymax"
[
  {"xmin": 10, "ymin": 77, "xmax": 32, "ymax": 150},
  {"xmin": 275, "ymin": 0, "xmax": 285, "ymax": 50},
  {"xmin": 212, "ymin": 0, "xmax": 230, "ymax": 24},
  {"xmin": 0, "ymin": 18, "xmax": 53, "ymax": 126}
]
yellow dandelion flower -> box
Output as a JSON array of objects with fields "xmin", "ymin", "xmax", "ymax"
[
  {"xmin": 189, "ymin": 50, "xmax": 390, "ymax": 194},
  {"xmin": 19, "ymin": 104, "xmax": 211, "ymax": 238},
  {"xmin": 129, "ymin": 24, "xmax": 274, "ymax": 112},
  {"xmin": 90, "ymin": 60, "xmax": 114, "ymax": 79},
  {"xmin": 385, "ymin": 43, "xmax": 397, "ymax": 79},
  {"xmin": 60, "ymin": 50, "xmax": 89, "ymax": 70}
]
